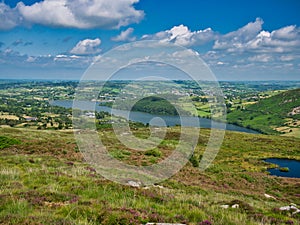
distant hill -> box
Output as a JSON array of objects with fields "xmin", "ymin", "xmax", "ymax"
[
  {"xmin": 106, "ymin": 96, "xmax": 190, "ymax": 116},
  {"xmin": 227, "ymin": 88, "xmax": 300, "ymax": 135}
]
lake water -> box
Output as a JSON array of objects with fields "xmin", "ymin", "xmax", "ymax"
[
  {"xmin": 51, "ymin": 100, "xmax": 259, "ymax": 134},
  {"xmin": 265, "ymin": 158, "xmax": 300, "ymax": 178}
]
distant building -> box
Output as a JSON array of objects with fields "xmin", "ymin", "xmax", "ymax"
[{"xmin": 24, "ymin": 117, "xmax": 37, "ymax": 121}]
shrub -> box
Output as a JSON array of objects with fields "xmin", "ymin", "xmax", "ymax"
[
  {"xmin": 279, "ymin": 167, "xmax": 289, "ymax": 172},
  {"xmin": 189, "ymin": 155, "xmax": 199, "ymax": 167},
  {"xmin": 0, "ymin": 136, "xmax": 21, "ymax": 149},
  {"xmin": 145, "ymin": 149, "xmax": 162, "ymax": 157}
]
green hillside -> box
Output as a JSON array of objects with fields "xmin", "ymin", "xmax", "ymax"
[
  {"xmin": 227, "ymin": 88, "xmax": 300, "ymax": 135},
  {"xmin": 104, "ymin": 96, "xmax": 190, "ymax": 116},
  {"xmin": 0, "ymin": 127, "xmax": 299, "ymax": 224}
]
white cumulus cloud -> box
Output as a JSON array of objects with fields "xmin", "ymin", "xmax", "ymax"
[
  {"xmin": 213, "ymin": 18, "xmax": 264, "ymax": 51},
  {"xmin": 111, "ymin": 28, "xmax": 136, "ymax": 42},
  {"xmin": 271, "ymin": 25, "xmax": 298, "ymax": 39},
  {"xmin": 70, "ymin": 38, "xmax": 101, "ymax": 55},
  {"xmin": 0, "ymin": 0, "xmax": 144, "ymax": 30},
  {"xmin": 142, "ymin": 24, "xmax": 216, "ymax": 46},
  {"xmin": 213, "ymin": 18, "xmax": 300, "ymax": 53}
]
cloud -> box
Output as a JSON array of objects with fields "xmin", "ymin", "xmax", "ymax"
[
  {"xmin": 213, "ymin": 18, "xmax": 300, "ymax": 53},
  {"xmin": 54, "ymin": 54, "xmax": 83, "ymax": 62},
  {"xmin": 111, "ymin": 28, "xmax": 136, "ymax": 42},
  {"xmin": 271, "ymin": 25, "xmax": 298, "ymax": 39},
  {"xmin": 205, "ymin": 18, "xmax": 300, "ymax": 76},
  {"xmin": 142, "ymin": 24, "xmax": 216, "ymax": 46},
  {"xmin": 70, "ymin": 38, "xmax": 102, "ymax": 55},
  {"xmin": 0, "ymin": 48, "xmax": 27, "ymax": 64},
  {"xmin": 0, "ymin": 0, "xmax": 144, "ymax": 30},
  {"xmin": 26, "ymin": 56, "xmax": 36, "ymax": 63},
  {"xmin": 11, "ymin": 39, "xmax": 33, "ymax": 47},
  {"xmin": 0, "ymin": 48, "xmax": 92, "ymax": 69},
  {"xmin": 213, "ymin": 18, "xmax": 264, "ymax": 51},
  {"xmin": 280, "ymin": 55, "xmax": 295, "ymax": 61},
  {"xmin": 12, "ymin": 39, "xmax": 23, "ymax": 46},
  {"xmin": 248, "ymin": 54, "xmax": 272, "ymax": 62},
  {"xmin": 0, "ymin": 2, "xmax": 22, "ymax": 30},
  {"xmin": 142, "ymin": 18, "xmax": 300, "ymax": 63},
  {"xmin": 246, "ymin": 28, "xmax": 300, "ymax": 53}
]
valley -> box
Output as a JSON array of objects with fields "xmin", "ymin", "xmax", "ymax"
[{"xmin": 0, "ymin": 80, "xmax": 299, "ymax": 225}]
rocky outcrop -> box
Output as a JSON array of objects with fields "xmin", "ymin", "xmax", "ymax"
[{"xmin": 279, "ymin": 203, "xmax": 300, "ymax": 215}]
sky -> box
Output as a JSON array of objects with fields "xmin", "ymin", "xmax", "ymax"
[{"xmin": 0, "ymin": 0, "xmax": 299, "ymax": 80}]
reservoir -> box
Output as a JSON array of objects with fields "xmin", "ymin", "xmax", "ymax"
[{"xmin": 51, "ymin": 100, "xmax": 259, "ymax": 134}]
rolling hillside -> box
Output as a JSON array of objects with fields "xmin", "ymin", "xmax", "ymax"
[
  {"xmin": 0, "ymin": 127, "xmax": 299, "ymax": 224},
  {"xmin": 227, "ymin": 88, "xmax": 300, "ymax": 135}
]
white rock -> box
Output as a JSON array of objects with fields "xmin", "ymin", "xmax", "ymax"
[
  {"xmin": 279, "ymin": 204, "xmax": 300, "ymax": 215},
  {"xmin": 232, "ymin": 204, "xmax": 239, "ymax": 208},
  {"xmin": 279, "ymin": 206, "xmax": 291, "ymax": 211},
  {"xmin": 264, "ymin": 194, "xmax": 276, "ymax": 200},
  {"xmin": 220, "ymin": 204, "xmax": 229, "ymax": 209},
  {"xmin": 127, "ymin": 180, "xmax": 141, "ymax": 187}
]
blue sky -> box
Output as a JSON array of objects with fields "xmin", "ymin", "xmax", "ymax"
[{"xmin": 0, "ymin": 0, "xmax": 299, "ymax": 80}]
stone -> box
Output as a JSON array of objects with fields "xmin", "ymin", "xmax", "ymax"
[
  {"xmin": 264, "ymin": 194, "xmax": 276, "ymax": 200},
  {"xmin": 279, "ymin": 204, "xmax": 300, "ymax": 215},
  {"xmin": 231, "ymin": 204, "xmax": 239, "ymax": 208},
  {"xmin": 279, "ymin": 206, "xmax": 291, "ymax": 211},
  {"xmin": 127, "ymin": 180, "xmax": 142, "ymax": 187},
  {"xmin": 220, "ymin": 204, "xmax": 229, "ymax": 209}
]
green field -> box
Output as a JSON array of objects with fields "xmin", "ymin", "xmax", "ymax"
[{"xmin": 227, "ymin": 88, "xmax": 300, "ymax": 136}]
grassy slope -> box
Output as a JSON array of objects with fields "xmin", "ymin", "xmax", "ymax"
[
  {"xmin": 227, "ymin": 88, "xmax": 300, "ymax": 135},
  {"xmin": 0, "ymin": 127, "xmax": 300, "ymax": 225}
]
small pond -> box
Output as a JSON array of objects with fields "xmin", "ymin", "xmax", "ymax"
[{"xmin": 264, "ymin": 158, "xmax": 300, "ymax": 178}]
